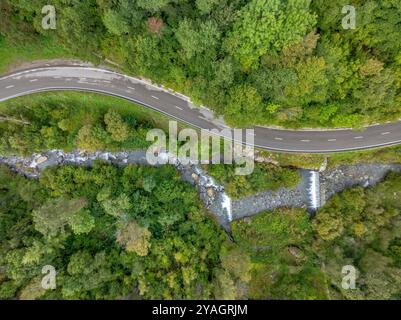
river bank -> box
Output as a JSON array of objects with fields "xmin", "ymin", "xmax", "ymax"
[{"xmin": 1, "ymin": 150, "xmax": 400, "ymax": 229}]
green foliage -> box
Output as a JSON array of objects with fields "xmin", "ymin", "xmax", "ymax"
[
  {"xmin": 225, "ymin": 0, "xmax": 317, "ymax": 70},
  {"xmin": 225, "ymin": 84, "xmax": 263, "ymax": 126},
  {"xmin": 220, "ymin": 243, "xmax": 252, "ymax": 283},
  {"xmin": 2, "ymin": 0, "xmax": 401, "ymax": 301},
  {"xmin": 56, "ymin": 0, "xmax": 106, "ymax": 59},
  {"xmin": 196, "ymin": 0, "xmax": 219, "ymax": 14},
  {"xmin": 116, "ymin": 221, "xmax": 151, "ymax": 256},
  {"xmin": 136, "ymin": 0, "xmax": 171, "ymax": 11},
  {"xmin": 231, "ymin": 208, "xmax": 327, "ymax": 299},
  {"xmin": 0, "ymin": 92, "xmax": 156, "ymax": 155},
  {"xmin": 2, "ymin": 166, "xmax": 401, "ymax": 300},
  {"xmin": 313, "ymin": 172, "xmax": 401, "ymax": 299},
  {"xmin": 102, "ymin": 9, "xmax": 130, "ymax": 36},
  {"xmin": 101, "ymin": 193, "xmax": 131, "ymax": 219},
  {"xmin": 32, "ymin": 197, "xmax": 87, "ymax": 238},
  {"xmin": 68, "ymin": 210, "xmax": 95, "ymax": 235},
  {"xmin": 175, "ymin": 19, "xmax": 221, "ymax": 60},
  {"xmin": 104, "ymin": 109, "xmax": 130, "ymax": 142},
  {"xmin": 0, "ymin": 163, "xmax": 227, "ymax": 299},
  {"xmin": 62, "ymin": 251, "xmax": 116, "ymax": 299},
  {"xmin": 0, "ymin": 0, "xmax": 401, "ymax": 129},
  {"xmin": 388, "ymin": 238, "xmax": 401, "ymax": 267},
  {"xmin": 206, "ymin": 163, "xmax": 301, "ymax": 199},
  {"xmin": 325, "ymin": 145, "xmax": 401, "ymax": 169},
  {"xmin": 2, "ymin": 0, "xmax": 400, "ymax": 128},
  {"xmin": 75, "ymin": 124, "xmax": 109, "ymax": 151}
]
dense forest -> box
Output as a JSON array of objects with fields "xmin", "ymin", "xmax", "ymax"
[
  {"xmin": 1, "ymin": 0, "xmax": 400, "ymax": 128},
  {"xmin": 233, "ymin": 171, "xmax": 401, "ymax": 299},
  {"xmin": 1, "ymin": 0, "xmax": 401, "ymax": 301},
  {"xmin": 312, "ymin": 171, "xmax": 401, "ymax": 299},
  {"xmin": 0, "ymin": 163, "xmax": 231, "ymax": 299},
  {"xmin": 0, "ymin": 93, "xmax": 155, "ymax": 155},
  {"xmin": 1, "ymin": 163, "xmax": 401, "ymax": 299}
]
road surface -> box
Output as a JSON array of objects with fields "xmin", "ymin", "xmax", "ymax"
[{"xmin": 1, "ymin": 65, "xmax": 400, "ymax": 153}]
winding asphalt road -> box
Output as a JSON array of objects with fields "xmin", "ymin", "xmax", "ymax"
[{"xmin": 1, "ymin": 64, "xmax": 400, "ymax": 153}]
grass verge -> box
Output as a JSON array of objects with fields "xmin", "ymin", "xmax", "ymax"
[{"xmin": 0, "ymin": 34, "xmax": 72, "ymax": 74}]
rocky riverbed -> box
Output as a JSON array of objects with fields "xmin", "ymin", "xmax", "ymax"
[
  {"xmin": 232, "ymin": 163, "xmax": 401, "ymax": 220},
  {"xmin": 320, "ymin": 163, "xmax": 401, "ymax": 206},
  {"xmin": 231, "ymin": 185, "xmax": 307, "ymax": 220},
  {"xmin": 1, "ymin": 150, "xmax": 400, "ymax": 228}
]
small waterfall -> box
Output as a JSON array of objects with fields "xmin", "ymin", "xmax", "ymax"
[
  {"xmin": 307, "ymin": 170, "xmax": 321, "ymax": 212},
  {"xmin": 175, "ymin": 155, "xmax": 232, "ymax": 223},
  {"xmin": 221, "ymin": 194, "xmax": 232, "ymax": 222}
]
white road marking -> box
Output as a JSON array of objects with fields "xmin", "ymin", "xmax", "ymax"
[
  {"xmin": 328, "ymin": 139, "xmax": 337, "ymax": 142},
  {"xmin": 199, "ymin": 116, "xmax": 210, "ymax": 121},
  {"xmin": 381, "ymin": 132, "xmax": 391, "ymax": 135},
  {"xmin": 5, "ymin": 85, "xmax": 14, "ymax": 89},
  {"xmin": 354, "ymin": 136, "xmax": 364, "ymax": 139},
  {"xmin": 301, "ymin": 140, "xmax": 311, "ymax": 142},
  {"xmin": 175, "ymin": 106, "xmax": 183, "ymax": 110},
  {"xmin": 151, "ymin": 95, "xmax": 159, "ymax": 100},
  {"xmin": 275, "ymin": 137, "xmax": 283, "ymax": 141},
  {"xmin": 127, "ymin": 87, "xmax": 135, "ymax": 91},
  {"xmin": 248, "ymin": 132, "xmax": 256, "ymax": 136},
  {"xmin": 3, "ymin": 65, "xmax": 401, "ymax": 154}
]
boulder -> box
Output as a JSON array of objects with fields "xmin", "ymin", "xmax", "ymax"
[
  {"xmin": 206, "ymin": 187, "xmax": 215, "ymax": 198},
  {"xmin": 36, "ymin": 156, "xmax": 48, "ymax": 165},
  {"xmin": 191, "ymin": 173, "xmax": 199, "ymax": 182}
]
